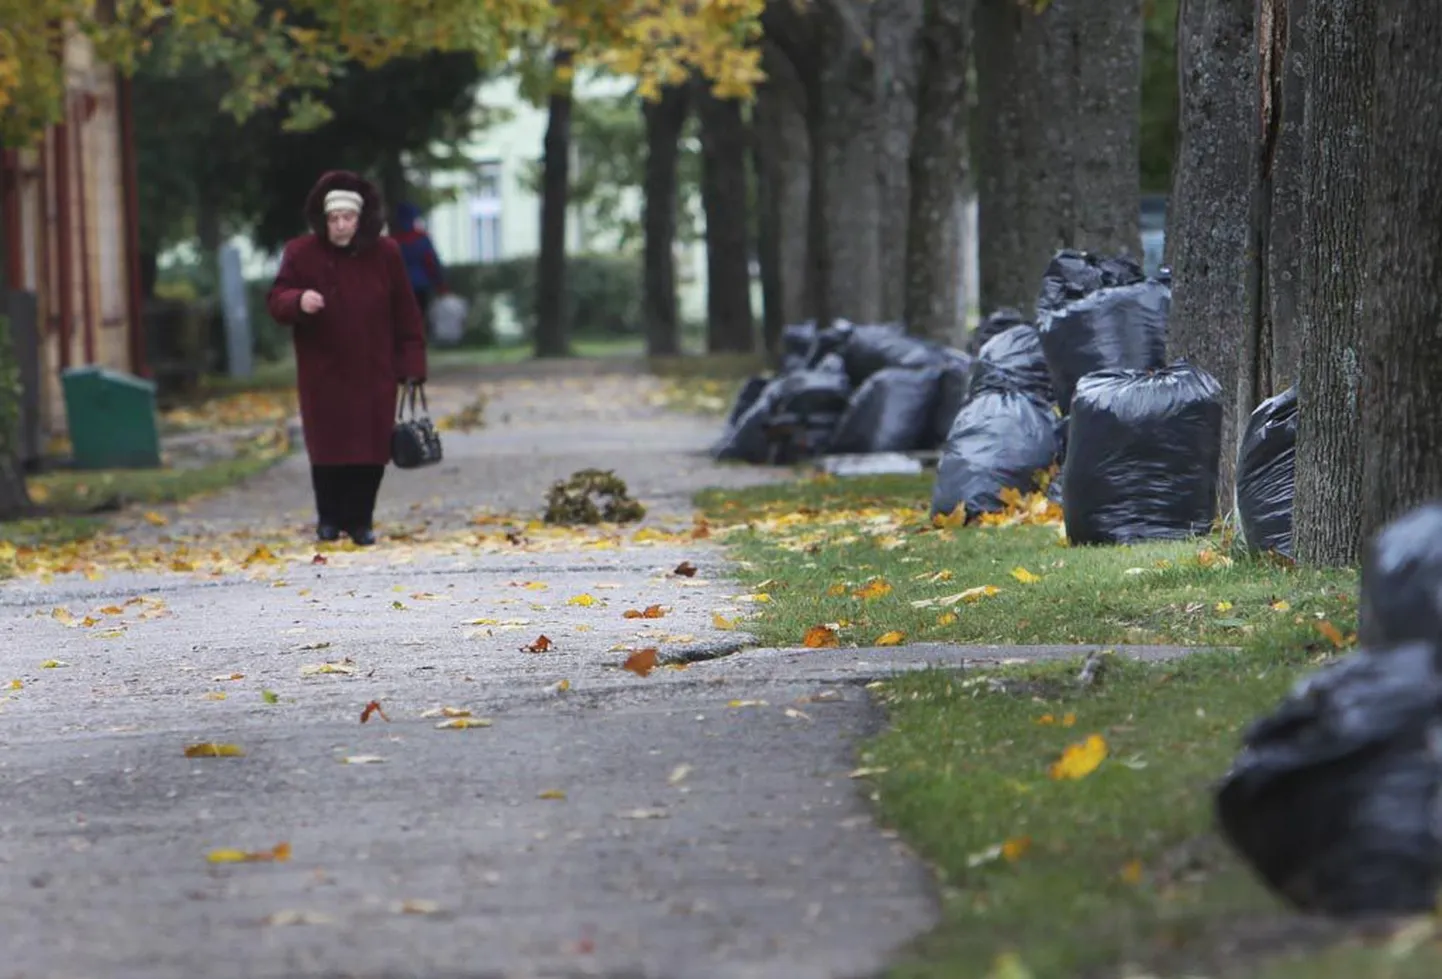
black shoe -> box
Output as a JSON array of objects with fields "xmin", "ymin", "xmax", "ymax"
[
  {"xmin": 317, "ymin": 523, "xmax": 341, "ymax": 542},
  {"xmin": 349, "ymin": 527, "xmax": 377, "ymax": 547}
]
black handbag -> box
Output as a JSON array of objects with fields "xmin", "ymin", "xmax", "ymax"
[{"xmin": 391, "ymin": 382, "xmax": 443, "ymax": 469}]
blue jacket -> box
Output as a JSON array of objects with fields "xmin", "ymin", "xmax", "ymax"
[{"xmin": 392, "ymin": 202, "xmax": 446, "ymax": 292}]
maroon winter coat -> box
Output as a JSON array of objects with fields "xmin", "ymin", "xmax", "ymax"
[{"xmin": 267, "ymin": 171, "xmax": 428, "ymax": 466}]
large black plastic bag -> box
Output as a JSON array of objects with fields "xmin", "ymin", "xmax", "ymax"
[
  {"xmin": 930, "ymin": 364, "xmax": 1059, "ymax": 520},
  {"xmin": 967, "ymin": 307, "xmax": 1029, "ymax": 355},
  {"xmin": 1214, "ymin": 641, "xmax": 1442, "ymax": 914},
  {"xmin": 1358, "ymin": 501, "xmax": 1442, "ymax": 648},
  {"xmin": 838, "ymin": 326, "xmax": 943, "ymax": 386},
  {"xmin": 780, "ymin": 322, "xmax": 817, "ymax": 373},
  {"xmin": 1063, "ymin": 364, "xmax": 1223, "ymax": 545},
  {"xmin": 803, "ymin": 320, "xmax": 863, "ymax": 367},
  {"xmin": 972, "ymin": 324, "xmax": 1053, "ymax": 401},
  {"xmin": 829, "ymin": 366, "xmax": 945, "ymax": 455},
  {"xmin": 713, "ymin": 378, "xmax": 786, "ymax": 462},
  {"xmin": 713, "ymin": 355, "xmax": 849, "ymax": 463},
  {"xmin": 1235, "ymin": 387, "xmax": 1298, "ymax": 558},
  {"xmin": 1035, "ymin": 249, "xmax": 1145, "ymax": 316},
  {"xmin": 928, "ymin": 355, "xmax": 975, "ymax": 447},
  {"xmin": 727, "ymin": 376, "xmax": 771, "ymax": 428},
  {"xmin": 763, "ymin": 359, "xmax": 854, "ymax": 463},
  {"xmin": 1037, "ymin": 279, "xmax": 1171, "ymax": 414}
]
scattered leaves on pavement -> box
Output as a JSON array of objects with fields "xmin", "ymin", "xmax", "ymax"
[
  {"xmin": 623, "ymin": 604, "xmax": 667, "ymax": 619},
  {"xmin": 522, "ymin": 634, "xmax": 554, "ymax": 653},
  {"xmin": 435, "ymin": 716, "xmax": 492, "ymax": 729},
  {"xmin": 360, "ymin": 700, "xmax": 389, "ymax": 723},
  {"xmin": 184, "ymin": 742, "xmax": 245, "ymax": 758}
]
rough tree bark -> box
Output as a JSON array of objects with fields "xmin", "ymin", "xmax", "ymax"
[
  {"xmin": 814, "ymin": 1, "xmax": 883, "ymax": 325},
  {"xmin": 754, "ymin": 39, "xmax": 813, "ymax": 343},
  {"xmin": 641, "ymin": 84, "xmax": 690, "ymax": 358},
  {"xmin": 974, "ymin": 0, "xmax": 1143, "ymax": 317},
  {"xmin": 534, "ymin": 51, "xmax": 574, "ymax": 359},
  {"xmin": 697, "ymin": 83, "xmax": 756, "ymax": 354},
  {"xmin": 1165, "ymin": 0, "xmax": 1254, "ymax": 503},
  {"xmin": 871, "ymin": 0, "xmax": 924, "ymax": 324},
  {"xmin": 904, "ymin": 0, "xmax": 973, "ymax": 343},
  {"xmin": 1264, "ymin": 0, "xmax": 1307, "ymax": 391},
  {"xmin": 1357, "ymin": 1, "xmax": 1442, "ymax": 542},
  {"xmin": 1290, "ymin": 0, "xmax": 1370, "ymax": 567}
]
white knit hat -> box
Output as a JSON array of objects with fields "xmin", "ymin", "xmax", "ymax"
[{"xmin": 324, "ymin": 189, "xmax": 363, "ymax": 215}]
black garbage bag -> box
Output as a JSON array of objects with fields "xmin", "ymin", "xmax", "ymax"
[
  {"xmin": 1037, "ymin": 279, "xmax": 1171, "ymax": 414},
  {"xmin": 1035, "ymin": 249, "xmax": 1146, "ymax": 315},
  {"xmin": 764, "ymin": 360, "xmax": 854, "ymax": 464},
  {"xmin": 928, "ymin": 355, "xmax": 975, "ymax": 447},
  {"xmin": 1358, "ymin": 501, "xmax": 1442, "ymax": 648},
  {"xmin": 967, "ymin": 307, "xmax": 1029, "ymax": 355},
  {"xmin": 841, "ymin": 329, "xmax": 949, "ymax": 386},
  {"xmin": 829, "ymin": 366, "xmax": 945, "ymax": 455},
  {"xmin": 972, "ymin": 324, "xmax": 1053, "ymax": 401},
  {"xmin": 1063, "ymin": 364, "xmax": 1223, "ymax": 545},
  {"xmin": 930, "ymin": 364, "xmax": 1058, "ymax": 520},
  {"xmin": 1214, "ymin": 641, "xmax": 1442, "ymax": 915},
  {"xmin": 712, "ymin": 354, "xmax": 850, "ymax": 464},
  {"xmin": 1236, "ymin": 387, "xmax": 1298, "ymax": 558},
  {"xmin": 780, "ymin": 321, "xmax": 818, "ymax": 373},
  {"xmin": 727, "ymin": 375, "xmax": 771, "ymax": 428},
  {"xmin": 803, "ymin": 320, "xmax": 861, "ymax": 367},
  {"xmin": 1054, "ymin": 414, "xmax": 1070, "ymax": 464},
  {"xmin": 713, "ymin": 378, "xmax": 787, "ymax": 463}
]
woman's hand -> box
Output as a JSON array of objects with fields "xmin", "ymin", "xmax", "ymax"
[{"xmin": 300, "ymin": 290, "xmax": 325, "ymax": 314}]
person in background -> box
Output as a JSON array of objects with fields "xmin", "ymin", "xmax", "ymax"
[
  {"xmin": 266, "ymin": 170, "xmax": 428, "ymax": 546},
  {"xmin": 392, "ymin": 201, "xmax": 448, "ymax": 314}
]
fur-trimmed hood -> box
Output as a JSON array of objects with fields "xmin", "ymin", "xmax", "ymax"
[{"xmin": 303, "ymin": 170, "xmax": 385, "ymax": 251}]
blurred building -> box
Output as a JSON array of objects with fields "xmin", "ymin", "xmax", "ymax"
[{"xmin": 1, "ymin": 32, "xmax": 145, "ymax": 458}]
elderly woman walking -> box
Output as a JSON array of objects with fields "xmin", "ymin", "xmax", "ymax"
[{"xmin": 267, "ymin": 170, "xmax": 428, "ymax": 546}]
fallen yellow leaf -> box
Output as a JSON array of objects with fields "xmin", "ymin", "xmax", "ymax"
[
  {"xmin": 853, "ymin": 578, "xmax": 893, "ymax": 600},
  {"xmin": 1010, "ymin": 566, "xmax": 1041, "ymax": 584},
  {"xmin": 207, "ymin": 841, "xmax": 290, "ymax": 864},
  {"xmin": 1049, "ymin": 734, "xmax": 1108, "ymax": 780},
  {"xmin": 39, "ymin": 659, "xmax": 68, "ymax": 669},
  {"xmin": 1120, "ymin": 859, "xmax": 1144, "ymax": 885},
  {"xmin": 435, "ymin": 716, "xmax": 493, "ymax": 730},
  {"xmin": 537, "ymin": 789, "xmax": 567, "ymax": 800},
  {"xmin": 803, "ymin": 625, "xmax": 840, "ymax": 648},
  {"xmin": 567, "ymin": 593, "xmax": 598, "ymax": 607},
  {"xmin": 712, "ymin": 612, "xmax": 737, "ymax": 630},
  {"xmin": 936, "ymin": 612, "xmax": 958, "ymax": 627},
  {"xmin": 1270, "ymin": 599, "xmax": 1291, "ymax": 612},
  {"xmin": 875, "ymin": 630, "xmax": 906, "ymax": 646},
  {"xmin": 1001, "ymin": 836, "xmax": 1032, "ymax": 862},
  {"xmin": 184, "ymin": 742, "xmax": 245, "ymax": 758},
  {"xmin": 1215, "ymin": 600, "xmax": 1233, "ymax": 612},
  {"xmin": 143, "ymin": 511, "xmax": 169, "ymax": 526}
]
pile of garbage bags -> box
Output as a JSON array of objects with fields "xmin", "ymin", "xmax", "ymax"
[
  {"xmin": 1215, "ymin": 501, "xmax": 1442, "ymax": 915},
  {"xmin": 718, "ymin": 247, "xmax": 1237, "ymax": 540},
  {"xmin": 714, "ymin": 321, "xmax": 974, "ymax": 463}
]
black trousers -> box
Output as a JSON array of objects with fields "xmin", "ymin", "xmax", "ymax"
[{"xmin": 311, "ymin": 464, "xmax": 384, "ymax": 530}]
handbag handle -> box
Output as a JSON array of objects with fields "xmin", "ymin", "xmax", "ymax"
[{"xmin": 397, "ymin": 381, "xmax": 429, "ymax": 420}]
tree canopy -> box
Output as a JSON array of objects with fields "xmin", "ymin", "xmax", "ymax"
[{"xmin": 0, "ymin": 0, "xmax": 766, "ymax": 146}]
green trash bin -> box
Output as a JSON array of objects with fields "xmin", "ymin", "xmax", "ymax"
[{"xmin": 60, "ymin": 366, "xmax": 162, "ymax": 470}]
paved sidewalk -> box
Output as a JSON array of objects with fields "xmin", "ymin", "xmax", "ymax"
[{"xmin": 2, "ymin": 366, "xmax": 944, "ymax": 979}]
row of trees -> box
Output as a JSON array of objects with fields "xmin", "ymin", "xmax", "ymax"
[{"xmin": 3, "ymin": 0, "xmax": 1440, "ymax": 576}]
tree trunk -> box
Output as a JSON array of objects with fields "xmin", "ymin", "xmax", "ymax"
[
  {"xmin": 1265, "ymin": 0, "xmax": 1307, "ymax": 391},
  {"xmin": 534, "ymin": 52, "xmax": 574, "ymax": 359},
  {"xmin": 814, "ymin": 1, "xmax": 883, "ymax": 325},
  {"xmin": 752, "ymin": 83, "xmax": 784, "ymax": 360},
  {"xmin": 0, "ymin": 454, "xmax": 28, "ymax": 521},
  {"xmin": 755, "ymin": 40, "xmax": 813, "ymax": 335},
  {"xmin": 1289, "ymin": 0, "xmax": 1369, "ymax": 567},
  {"xmin": 377, "ymin": 152, "xmax": 407, "ymax": 221},
  {"xmin": 1165, "ymin": 0, "xmax": 1254, "ymax": 504},
  {"xmin": 641, "ymin": 84, "xmax": 690, "ymax": 359},
  {"xmin": 904, "ymin": 0, "xmax": 974, "ymax": 343},
  {"xmin": 872, "ymin": 0, "xmax": 924, "ymax": 323},
  {"xmin": 974, "ymin": 0, "xmax": 1143, "ymax": 318},
  {"xmin": 1357, "ymin": 1, "xmax": 1442, "ymax": 543},
  {"xmin": 697, "ymin": 84, "xmax": 756, "ymax": 354}
]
